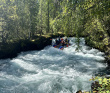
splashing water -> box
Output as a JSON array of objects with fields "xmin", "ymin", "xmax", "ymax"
[{"xmin": 0, "ymin": 37, "xmax": 107, "ymax": 93}]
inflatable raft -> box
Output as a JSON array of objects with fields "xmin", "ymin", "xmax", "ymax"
[{"xmin": 53, "ymin": 44, "xmax": 71, "ymax": 50}]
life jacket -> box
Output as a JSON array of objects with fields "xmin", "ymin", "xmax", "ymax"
[{"xmin": 61, "ymin": 38, "xmax": 64, "ymax": 43}]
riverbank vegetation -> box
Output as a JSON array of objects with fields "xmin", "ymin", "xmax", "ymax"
[{"xmin": 89, "ymin": 76, "xmax": 110, "ymax": 93}]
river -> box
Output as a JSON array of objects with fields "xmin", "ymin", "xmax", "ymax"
[{"xmin": 0, "ymin": 37, "xmax": 107, "ymax": 93}]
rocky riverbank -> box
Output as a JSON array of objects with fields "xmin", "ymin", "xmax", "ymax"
[
  {"xmin": 0, "ymin": 33, "xmax": 64, "ymax": 59},
  {"xmin": 0, "ymin": 36, "xmax": 50, "ymax": 59}
]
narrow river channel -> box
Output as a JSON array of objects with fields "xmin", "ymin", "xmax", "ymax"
[{"xmin": 0, "ymin": 37, "xmax": 107, "ymax": 93}]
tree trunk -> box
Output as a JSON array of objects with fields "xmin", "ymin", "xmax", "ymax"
[
  {"xmin": 40, "ymin": 2, "xmax": 43, "ymax": 36},
  {"xmin": 47, "ymin": 1, "xmax": 50, "ymax": 33}
]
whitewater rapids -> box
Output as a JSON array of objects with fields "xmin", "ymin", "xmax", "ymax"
[{"xmin": 0, "ymin": 37, "xmax": 107, "ymax": 93}]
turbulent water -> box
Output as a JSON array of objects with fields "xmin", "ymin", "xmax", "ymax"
[{"xmin": 0, "ymin": 37, "xmax": 107, "ymax": 93}]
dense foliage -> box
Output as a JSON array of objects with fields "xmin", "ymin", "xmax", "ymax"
[
  {"xmin": 90, "ymin": 76, "xmax": 110, "ymax": 93},
  {"xmin": 0, "ymin": 0, "xmax": 110, "ymax": 49}
]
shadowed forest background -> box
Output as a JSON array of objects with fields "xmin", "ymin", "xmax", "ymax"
[{"xmin": 0, "ymin": 0, "xmax": 110, "ymax": 58}]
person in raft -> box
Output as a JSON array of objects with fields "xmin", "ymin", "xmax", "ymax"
[
  {"xmin": 53, "ymin": 38, "xmax": 58, "ymax": 47},
  {"xmin": 58, "ymin": 38, "xmax": 64, "ymax": 49},
  {"xmin": 56, "ymin": 37, "xmax": 61, "ymax": 45},
  {"xmin": 59, "ymin": 41, "xmax": 64, "ymax": 49},
  {"xmin": 55, "ymin": 38, "xmax": 58, "ymax": 45},
  {"xmin": 53, "ymin": 38, "xmax": 61, "ymax": 48},
  {"xmin": 58, "ymin": 36, "xmax": 61, "ymax": 44},
  {"xmin": 62, "ymin": 40, "xmax": 65, "ymax": 46},
  {"xmin": 65, "ymin": 38, "xmax": 68, "ymax": 45}
]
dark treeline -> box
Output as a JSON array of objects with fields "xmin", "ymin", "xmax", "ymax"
[{"xmin": 0, "ymin": 0, "xmax": 110, "ymax": 53}]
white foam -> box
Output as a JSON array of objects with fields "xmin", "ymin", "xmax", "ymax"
[{"xmin": 11, "ymin": 59, "xmax": 40, "ymax": 72}]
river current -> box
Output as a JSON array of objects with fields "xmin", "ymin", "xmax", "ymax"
[{"xmin": 0, "ymin": 37, "xmax": 107, "ymax": 93}]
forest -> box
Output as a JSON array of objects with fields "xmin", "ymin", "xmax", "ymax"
[
  {"xmin": 0, "ymin": 0, "xmax": 110, "ymax": 92},
  {"xmin": 0, "ymin": 0, "xmax": 110, "ymax": 56}
]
